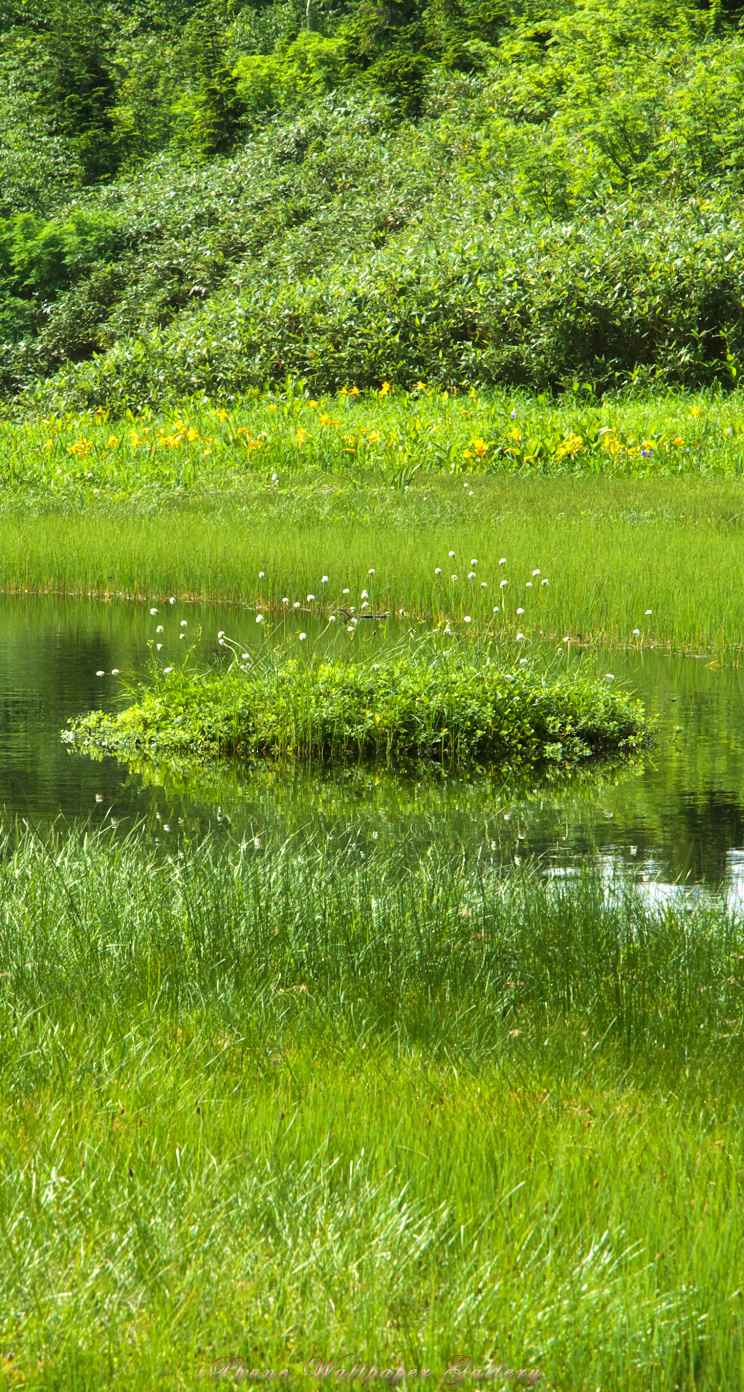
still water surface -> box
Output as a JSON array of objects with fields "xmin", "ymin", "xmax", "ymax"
[{"xmin": 3, "ymin": 595, "xmax": 744, "ymax": 896}]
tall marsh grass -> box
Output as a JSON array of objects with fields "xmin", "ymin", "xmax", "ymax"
[
  {"xmin": 1, "ymin": 824, "xmax": 744, "ymax": 1388},
  {"xmin": 3, "ymin": 470, "xmax": 744, "ymax": 657}
]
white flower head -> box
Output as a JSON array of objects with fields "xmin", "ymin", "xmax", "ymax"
[
  {"xmin": 343, "ymin": 588, "xmax": 350, "ymax": 595},
  {"xmin": 156, "ymin": 643, "xmax": 163, "ymax": 651},
  {"xmin": 256, "ymin": 614, "xmax": 264, "ymax": 623},
  {"xmin": 435, "ymin": 567, "xmax": 442, "ymax": 575},
  {"xmin": 471, "ymin": 558, "xmax": 477, "ymax": 566},
  {"xmin": 163, "ymin": 667, "xmax": 173, "ymax": 674},
  {"xmin": 169, "ymin": 596, "xmax": 176, "ymax": 605},
  {"xmin": 542, "ymin": 578, "xmax": 549, "ymax": 586},
  {"xmin": 632, "ymin": 628, "xmax": 640, "ymax": 636},
  {"xmin": 156, "ymin": 624, "xmax": 164, "ymax": 633},
  {"xmin": 500, "ymin": 579, "xmax": 508, "ymax": 589},
  {"xmin": 532, "ymin": 569, "xmax": 540, "ymax": 576},
  {"xmin": 451, "ymin": 574, "xmax": 458, "ymax": 582},
  {"xmin": 321, "ymin": 575, "xmax": 329, "ymax": 583},
  {"xmin": 517, "ymin": 607, "xmax": 524, "ymax": 615},
  {"xmin": 464, "ymin": 615, "xmax": 472, "ymax": 623},
  {"xmin": 368, "ymin": 568, "xmax": 375, "ymax": 575},
  {"xmin": 499, "ymin": 558, "xmax": 506, "ymax": 566},
  {"xmin": 328, "ymin": 615, "xmax": 337, "ymax": 623},
  {"xmin": 481, "ymin": 581, "xmax": 487, "ymax": 588},
  {"xmin": 468, "ymin": 571, "xmax": 476, "ymax": 579},
  {"xmin": 96, "ymin": 670, "xmax": 105, "ymax": 676},
  {"xmin": 259, "ymin": 571, "xmax": 265, "ymax": 578},
  {"xmin": 299, "ymin": 632, "xmax": 307, "ymax": 641},
  {"xmin": 449, "ymin": 550, "xmax": 455, "ymax": 557},
  {"xmin": 516, "ymin": 633, "xmax": 525, "ymax": 641},
  {"xmin": 361, "ymin": 589, "xmax": 368, "ymax": 599},
  {"xmin": 645, "ymin": 609, "xmax": 652, "ymax": 615},
  {"xmin": 111, "ymin": 668, "xmax": 119, "ymax": 675},
  {"xmin": 150, "ymin": 607, "xmax": 158, "ymax": 615},
  {"xmin": 605, "ymin": 673, "xmax": 615, "ymax": 680},
  {"xmin": 294, "ymin": 602, "xmax": 301, "ymax": 609}
]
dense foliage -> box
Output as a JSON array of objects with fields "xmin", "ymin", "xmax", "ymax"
[
  {"xmin": 66, "ymin": 648, "xmax": 650, "ymax": 766},
  {"xmin": 1, "ymin": 0, "xmax": 744, "ymax": 407}
]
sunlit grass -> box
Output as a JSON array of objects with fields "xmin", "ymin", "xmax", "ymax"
[
  {"xmin": 2, "ymin": 468, "xmax": 744, "ymax": 657},
  {"xmin": 1, "ymin": 826, "xmax": 744, "ymax": 1388}
]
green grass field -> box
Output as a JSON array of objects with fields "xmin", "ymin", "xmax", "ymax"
[{"xmin": 1, "ymin": 826, "xmax": 744, "ymax": 1390}]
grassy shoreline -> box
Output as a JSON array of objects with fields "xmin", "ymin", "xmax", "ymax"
[
  {"xmin": 1, "ymin": 468, "xmax": 744, "ymax": 657},
  {"xmin": 1, "ymin": 825, "xmax": 743, "ymax": 1389}
]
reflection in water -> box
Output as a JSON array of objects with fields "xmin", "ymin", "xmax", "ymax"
[{"xmin": 0, "ymin": 594, "xmax": 743, "ymax": 896}]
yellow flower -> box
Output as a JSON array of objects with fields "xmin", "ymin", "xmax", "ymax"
[
  {"xmin": 217, "ymin": 409, "xmax": 228, "ymax": 422},
  {"xmin": 296, "ymin": 427, "xmax": 308, "ymax": 445},
  {"xmin": 379, "ymin": 382, "xmax": 391, "ymax": 398},
  {"xmin": 268, "ymin": 404, "xmax": 277, "ymax": 411},
  {"xmin": 462, "ymin": 449, "xmax": 474, "ymax": 459},
  {"xmin": 555, "ymin": 432, "xmax": 583, "ymax": 462},
  {"xmin": 366, "ymin": 431, "xmax": 381, "ymax": 445},
  {"xmin": 187, "ymin": 427, "xmax": 199, "ymax": 442},
  {"xmin": 690, "ymin": 405, "xmax": 702, "ymax": 417},
  {"xmin": 473, "ymin": 438, "xmax": 488, "ymax": 457},
  {"xmin": 67, "ymin": 437, "xmax": 93, "ymax": 457}
]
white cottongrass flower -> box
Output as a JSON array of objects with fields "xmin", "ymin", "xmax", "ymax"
[
  {"xmin": 516, "ymin": 633, "xmax": 525, "ymax": 641},
  {"xmin": 307, "ymin": 594, "xmax": 315, "ymax": 601},
  {"xmin": 169, "ymin": 596, "xmax": 176, "ymax": 605},
  {"xmin": 242, "ymin": 653, "xmax": 249, "ymax": 660},
  {"xmin": 282, "ymin": 597, "xmax": 289, "ymax": 605},
  {"xmin": 328, "ymin": 615, "xmax": 336, "ymax": 623},
  {"xmin": 449, "ymin": 550, "xmax": 455, "ymax": 557},
  {"xmin": 180, "ymin": 620, "xmax": 187, "ymax": 627},
  {"xmin": 156, "ymin": 624, "xmax": 164, "ymax": 633},
  {"xmin": 96, "ymin": 670, "xmax": 105, "ymax": 676},
  {"xmin": 444, "ymin": 624, "xmax": 452, "ymax": 634},
  {"xmin": 645, "ymin": 609, "xmax": 653, "ymax": 615},
  {"xmin": 218, "ymin": 630, "xmax": 225, "ymax": 638},
  {"xmin": 481, "ymin": 581, "xmax": 487, "ymax": 588},
  {"xmin": 516, "ymin": 606, "xmax": 524, "ymax": 615},
  {"xmin": 468, "ymin": 571, "xmax": 476, "ymax": 579},
  {"xmin": 343, "ymin": 588, "xmax": 350, "ymax": 595},
  {"xmin": 321, "ymin": 575, "xmax": 329, "ymax": 583},
  {"xmin": 259, "ymin": 571, "xmax": 265, "ymax": 578},
  {"xmin": 373, "ymin": 663, "xmax": 380, "ymax": 669},
  {"xmin": 299, "ymin": 632, "xmax": 307, "ymax": 641},
  {"xmin": 605, "ymin": 673, "xmax": 615, "ymax": 680},
  {"xmin": 464, "ymin": 615, "xmax": 472, "ymax": 623},
  {"xmin": 500, "ymin": 579, "xmax": 508, "ymax": 588},
  {"xmin": 157, "ymin": 643, "xmax": 163, "ymax": 651},
  {"xmin": 525, "ymin": 582, "xmax": 533, "ymax": 588},
  {"xmin": 499, "ymin": 558, "xmax": 506, "ymax": 566},
  {"xmin": 520, "ymin": 658, "xmax": 528, "ymax": 665},
  {"xmin": 471, "ymin": 558, "xmax": 477, "ymax": 566},
  {"xmin": 563, "ymin": 636, "xmax": 570, "ymax": 643},
  {"xmin": 293, "ymin": 602, "xmax": 301, "ymax": 609},
  {"xmin": 451, "ymin": 574, "xmax": 458, "ymax": 581},
  {"xmin": 493, "ymin": 606, "xmax": 499, "ymax": 613},
  {"xmin": 541, "ymin": 578, "xmax": 549, "ymax": 586},
  {"xmin": 163, "ymin": 667, "xmax": 173, "ymax": 674},
  {"xmin": 632, "ymin": 627, "xmax": 640, "ymax": 636},
  {"xmin": 435, "ymin": 567, "xmax": 442, "ymax": 575},
  {"xmin": 111, "ymin": 668, "xmax": 119, "ymax": 676},
  {"xmin": 368, "ymin": 568, "xmax": 375, "ymax": 574},
  {"xmin": 361, "ymin": 589, "xmax": 369, "ymax": 599},
  {"xmin": 150, "ymin": 607, "xmax": 158, "ymax": 615},
  {"xmin": 361, "ymin": 601, "xmax": 369, "ymax": 609},
  {"xmin": 256, "ymin": 614, "xmax": 264, "ymax": 623},
  {"xmin": 532, "ymin": 569, "xmax": 541, "ymax": 576}
]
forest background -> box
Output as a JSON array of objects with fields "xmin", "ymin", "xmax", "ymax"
[{"xmin": 0, "ymin": 0, "xmax": 743, "ymax": 410}]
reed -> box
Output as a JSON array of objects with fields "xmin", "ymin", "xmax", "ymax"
[{"xmin": 1, "ymin": 823, "xmax": 744, "ymax": 1389}]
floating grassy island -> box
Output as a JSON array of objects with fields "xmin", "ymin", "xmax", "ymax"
[{"xmin": 67, "ymin": 652, "xmax": 651, "ymax": 770}]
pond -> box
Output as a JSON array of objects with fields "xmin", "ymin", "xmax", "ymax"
[{"xmin": 3, "ymin": 593, "xmax": 744, "ymax": 898}]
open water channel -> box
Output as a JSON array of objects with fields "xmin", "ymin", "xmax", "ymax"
[{"xmin": 3, "ymin": 594, "xmax": 744, "ymax": 900}]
